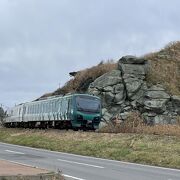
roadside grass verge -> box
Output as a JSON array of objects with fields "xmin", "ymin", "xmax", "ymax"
[{"xmin": 0, "ymin": 128, "xmax": 179, "ymax": 169}]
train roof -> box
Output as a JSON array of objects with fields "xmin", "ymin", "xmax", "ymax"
[
  {"xmin": 9, "ymin": 93, "xmax": 100, "ymax": 110},
  {"xmin": 21, "ymin": 93, "xmax": 100, "ymax": 106}
]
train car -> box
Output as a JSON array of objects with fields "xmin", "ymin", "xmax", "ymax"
[{"xmin": 4, "ymin": 94, "xmax": 102, "ymax": 130}]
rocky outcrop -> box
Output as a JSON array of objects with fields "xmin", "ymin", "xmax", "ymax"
[{"xmin": 88, "ymin": 55, "xmax": 180, "ymax": 125}]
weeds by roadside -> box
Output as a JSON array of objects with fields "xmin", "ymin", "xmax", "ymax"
[{"xmin": 99, "ymin": 112, "xmax": 180, "ymax": 136}]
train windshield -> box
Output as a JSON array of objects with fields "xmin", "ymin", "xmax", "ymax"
[{"xmin": 75, "ymin": 96, "xmax": 100, "ymax": 113}]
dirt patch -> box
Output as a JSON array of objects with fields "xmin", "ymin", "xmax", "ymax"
[{"xmin": 0, "ymin": 160, "xmax": 49, "ymax": 176}]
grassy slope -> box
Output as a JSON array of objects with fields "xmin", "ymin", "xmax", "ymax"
[
  {"xmin": 40, "ymin": 41, "xmax": 180, "ymax": 98},
  {"xmin": 0, "ymin": 128, "xmax": 179, "ymax": 169},
  {"xmin": 144, "ymin": 41, "xmax": 180, "ymax": 95}
]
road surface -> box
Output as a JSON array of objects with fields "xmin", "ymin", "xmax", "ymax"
[{"xmin": 0, "ymin": 142, "xmax": 179, "ymax": 180}]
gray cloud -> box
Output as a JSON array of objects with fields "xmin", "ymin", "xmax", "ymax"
[{"xmin": 0, "ymin": 0, "xmax": 180, "ymax": 107}]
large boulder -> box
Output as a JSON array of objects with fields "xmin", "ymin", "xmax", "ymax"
[
  {"xmin": 154, "ymin": 115, "xmax": 177, "ymax": 125},
  {"xmin": 89, "ymin": 70, "xmax": 122, "ymax": 89},
  {"xmin": 144, "ymin": 90, "xmax": 170, "ymax": 99},
  {"xmin": 143, "ymin": 99, "xmax": 168, "ymax": 113},
  {"xmin": 88, "ymin": 55, "xmax": 178, "ymax": 125},
  {"xmin": 88, "ymin": 70, "xmax": 126, "ymax": 107},
  {"xmin": 171, "ymin": 96, "xmax": 180, "ymax": 115},
  {"xmin": 124, "ymin": 76, "xmax": 144, "ymax": 98},
  {"xmin": 142, "ymin": 85, "xmax": 171, "ymax": 113},
  {"xmin": 118, "ymin": 55, "xmax": 147, "ymax": 64},
  {"xmin": 118, "ymin": 56, "xmax": 148, "ymax": 102}
]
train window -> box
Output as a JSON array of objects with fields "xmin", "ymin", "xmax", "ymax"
[
  {"xmin": 30, "ymin": 106, "xmax": 32, "ymax": 114},
  {"xmin": 39, "ymin": 104, "xmax": 41, "ymax": 113},
  {"xmin": 53, "ymin": 100, "xmax": 56, "ymax": 112},
  {"xmin": 49, "ymin": 101, "xmax": 51, "ymax": 112},
  {"xmin": 37, "ymin": 104, "xmax": 39, "ymax": 114},
  {"xmin": 51, "ymin": 101, "xmax": 53, "ymax": 112},
  {"xmin": 37, "ymin": 104, "xmax": 40, "ymax": 114},
  {"xmin": 33, "ymin": 105, "xmax": 35, "ymax": 114},
  {"xmin": 67, "ymin": 98, "xmax": 71, "ymax": 114},
  {"xmin": 42, "ymin": 103, "xmax": 44, "ymax": 113},
  {"xmin": 61, "ymin": 99, "xmax": 64, "ymax": 113},
  {"xmin": 40, "ymin": 103, "xmax": 43, "ymax": 113},
  {"xmin": 58, "ymin": 99, "xmax": 61, "ymax": 112},
  {"xmin": 36, "ymin": 104, "xmax": 38, "ymax": 114},
  {"xmin": 40, "ymin": 103, "xmax": 42, "ymax": 113},
  {"xmin": 55, "ymin": 100, "xmax": 58, "ymax": 112},
  {"xmin": 52, "ymin": 101, "xmax": 54, "ymax": 112},
  {"xmin": 33, "ymin": 104, "xmax": 37, "ymax": 114},
  {"xmin": 46, "ymin": 103, "xmax": 48, "ymax": 113},
  {"xmin": 44, "ymin": 103, "xmax": 46, "ymax": 113},
  {"xmin": 38, "ymin": 104, "xmax": 40, "ymax": 114},
  {"xmin": 46, "ymin": 102, "xmax": 48, "ymax": 113}
]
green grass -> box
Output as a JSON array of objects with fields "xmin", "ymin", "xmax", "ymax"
[{"xmin": 0, "ymin": 128, "xmax": 179, "ymax": 169}]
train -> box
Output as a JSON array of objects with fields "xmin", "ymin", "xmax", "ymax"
[{"xmin": 4, "ymin": 93, "xmax": 102, "ymax": 130}]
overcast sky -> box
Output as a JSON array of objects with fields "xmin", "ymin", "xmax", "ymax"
[{"xmin": 0, "ymin": 0, "xmax": 180, "ymax": 108}]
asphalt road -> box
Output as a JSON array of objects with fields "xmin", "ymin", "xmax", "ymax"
[{"xmin": 0, "ymin": 142, "xmax": 179, "ymax": 180}]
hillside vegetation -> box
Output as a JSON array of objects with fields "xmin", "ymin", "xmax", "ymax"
[
  {"xmin": 41, "ymin": 41, "xmax": 180, "ymax": 98},
  {"xmin": 144, "ymin": 41, "xmax": 180, "ymax": 95},
  {"xmin": 40, "ymin": 60, "xmax": 117, "ymax": 99}
]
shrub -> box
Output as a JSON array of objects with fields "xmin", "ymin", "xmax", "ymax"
[
  {"xmin": 99, "ymin": 112, "xmax": 144, "ymax": 133},
  {"xmin": 99, "ymin": 112, "xmax": 180, "ymax": 136}
]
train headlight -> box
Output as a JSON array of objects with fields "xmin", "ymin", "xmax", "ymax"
[{"xmin": 77, "ymin": 114, "xmax": 83, "ymax": 120}]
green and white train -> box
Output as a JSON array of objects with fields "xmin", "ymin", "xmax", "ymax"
[{"xmin": 4, "ymin": 94, "xmax": 102, "ymax": 130}]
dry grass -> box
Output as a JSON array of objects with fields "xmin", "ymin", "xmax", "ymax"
[
  {"xmin": 53, "ymin": 60, "xmax": 117, "ymax": 95},
  {"xmin": 144, "ymin": 41, "xmax": 180, "ymax": 95},
  {"xmin": 138, "ymin": 125, "xmax": 180, "ymax": 136},
  {"xmin": 0, "ymin": 128, "xmax": 180, "ymax": 169},
  {"xmin": 39, "ymin": 41, "xmax": 180, "ymax": 99},
  {"xmin": 100, "ymin": 112, "xmax": 180, "ymax": 136}
]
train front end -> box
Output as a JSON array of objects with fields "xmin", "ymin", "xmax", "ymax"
[{"xmin": 72, "ymin": 94, "xmax": 101, "ymax": 130}]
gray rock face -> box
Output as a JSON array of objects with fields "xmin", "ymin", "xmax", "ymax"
[
  {"xmin": 114, "ymin": 92, "xmax": 125, "ymax": 104},
  {"xmin": 124, "ymin": 77, "xmax": 144, "ymax": 98},
  {"xmin": 142, "ymin": 85, "xmax": 171, "ymax": 114},
  {"xmin": 145, "ymin": 91, "xmax": 170, "ymax": 99},
  {"xmin": 154, "ymin": 115, "xmax": 177, "ymax": 125},
  {"xmin": 143, "ymin": 99, "xmax": 168, "ymax": 113},
  {"xmin": 90, "ymin": 70, "xmax": 122, "ymax": 89},
  {"xmin": 171, "ymin": 96, "xmax": 180, "ymax": 115},
  {"xmin": 88, "ymin": 55, "xmax": 179, "ymax": 125},
  {"xmin": 119, "ymin": 55, "xmax": 147, "ymax": 64},
  {"xmin": 120, "ymin": 64, "xmax": 146, "ymax": 75}
]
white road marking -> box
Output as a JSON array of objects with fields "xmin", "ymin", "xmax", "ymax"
[
  {"xmin": 0, "ymin": 158, "xmax": 37, "ymax": 168},
  {"xmin": 57, "ymin": 158, "xmax": 104, "ymax": 169},
  {"xmin": 0, "ymin": 158, "xmax": 86, "ymax": 180},
  {"xmin": 63, "ymin": 174, "xmax": 86, "ymax": 180},
  {"xmin": 5, "ymin": 150, "xmax": 25, "ymax": 155},
  {"xmin": 1, "ymin": 142, "xmax": 180, "ymax": 172}
]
